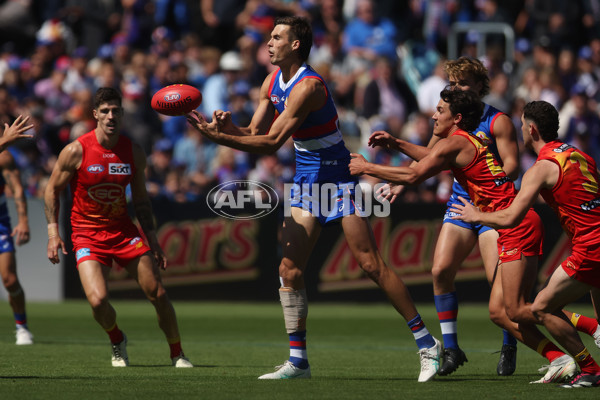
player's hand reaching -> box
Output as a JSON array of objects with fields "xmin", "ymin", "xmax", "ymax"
[
  {"xmin": 185, "ymin": 110, "xmax": 220, "ymax": 141},
  {"xmin": 376, "ymin": 182, "xmax": 404, "ymax": 204},
  {"xmin": 368, "ymin": 130, "xmax": 397, "ymax": 150},
  {"xmin": 214, "ymin": 109, "xmax": 234, "ymax": 132},
  {"xmin": 1, "ymin": 115, "xmax": 34, "ymax": 150},
  {"xmin": 349, "ymin": 153, "xmax": 369, "ymax": 176},
  {"xmin": 449, "ymin": 196, "xmax": 481, "ymax": 223}
]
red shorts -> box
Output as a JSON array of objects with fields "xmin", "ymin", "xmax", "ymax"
[
  {"xmin": 72, "ymin": 222, "xmax": 151, "ymax": 268},
  {"xmin": 561, "ymin": 246, "xmax": 600, "ymax": 289},
  {"xmin": 497, "ymin": 208, "xmax": 544, "ymax": 263}
]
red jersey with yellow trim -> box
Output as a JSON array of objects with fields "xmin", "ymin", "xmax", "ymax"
[
  {"xmin": 538, "ymin": 140, "xmax": 600, "ymax": 249},
  {"xmin": 70, "ymin": 130, "xmax": 135, "ymax": 230},
  {"xmin": 449, "ymin": 129, "xmax": 515, "ymax": 212}
]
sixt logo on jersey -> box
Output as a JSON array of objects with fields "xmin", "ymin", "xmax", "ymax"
[
  {"xmin": 109, "ymin": 163, "xmax": 131, "ymax": 175},
  {"xmin": 87, "ymin": 164, "xmax": 105, "ymax": 173},
  {"xmin": 164, "ymin": 93, "xmax": 181, "ymax": 102}
]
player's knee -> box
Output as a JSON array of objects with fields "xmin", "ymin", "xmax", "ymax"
[
  {"xmin": 2, "ymin": 274, "xmax": 17, "ymax": 290},
  {"xmin": 88, "ymin": 294, "xmax": 109, "ymax": 311},
  {"xmin": 279, "ymin": 260, "xmax": 303, "ymax": 284},
  {"xmin": 145, "ymin": 283, "xmax": 167, "ymax": 304},
  {"xmin": 431, "ymin": 263, "xmax": 452, "ymax": 284},
  {"xmin": 488, "ymin": 304, "xmax": 504, "ymax": 326},
  {"xmin": 359, "ymin": 259, "xmax": 382, "ymax": 283}
]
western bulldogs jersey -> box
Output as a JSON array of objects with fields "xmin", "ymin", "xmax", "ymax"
[
  {"xmin": 70, "ymin": 131, "xmax": 135, "ymax": 229},
  {"xmin": 268, "ymin": 64, "xmax": 350, "ymax": 173}
]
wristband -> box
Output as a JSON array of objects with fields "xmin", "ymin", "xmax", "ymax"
[{"xmin": 48, "ymin": 223, "xmax": 58, "ymax": 238}]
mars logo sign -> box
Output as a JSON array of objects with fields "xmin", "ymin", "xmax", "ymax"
[
  {"xmin": 88, "ymin": 183, "xmax": 124, "ymax": 204},
  {"xmin": 207, "ymin": 180, "xmax": 279, "ymax": 220}
]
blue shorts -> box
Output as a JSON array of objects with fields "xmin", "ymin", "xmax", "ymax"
[
  {"xmin": 289, "ymin": 166, "xmax": 360, "ymax": 225},
  {"xmin": 0, "ymin": 219, "xmax": 15, "ymax": 254},
  {"xmin": 443, "ymin": 191, "xmax": 494, "ymax": 235}
]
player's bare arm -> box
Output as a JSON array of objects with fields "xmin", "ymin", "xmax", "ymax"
[
  {"xmin": 0, "ymin": 152, "xmax": 29, "ymax": 245},
  {"xmin": 350, "ymin": 136, "xmax": 462, "ymax": 185},
  {"xmin": 492, "ymin": 114, "xmax": 520, "ymax": 180},
  {"xmin": 368, "ymin": 131, "xmax": 433, "ymax": 161},
  {"xmin": 130, "ymin": 144, "xmax": 167, "ymax": 270},
  {"xmin": 44, "ymin": 141, "xmax": 82, "ymax": 263},
  {"xmin": 186, "ymin": 76, "xmax": 323, "ymax": 154},
  {"xmin": 0, "ymin": 115, "xmax": 34, "ymax": 152},
  {"xmin": 450, "ymin": 159, "xmax": 558, "ymax": 228}
]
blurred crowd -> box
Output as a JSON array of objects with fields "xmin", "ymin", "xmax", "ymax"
[{"xmin": 1, "ymin": 0, "xmax": 600, "ymax": 204}]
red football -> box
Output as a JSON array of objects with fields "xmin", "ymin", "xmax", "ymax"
[{"xmin": 151, "ymin": 84, "xmax": 202, "ymax": 116}]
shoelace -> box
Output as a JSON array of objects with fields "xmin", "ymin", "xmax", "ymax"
[{"xmin": 112, "ymin": 344, "xmax": 123, "ymax": 358}]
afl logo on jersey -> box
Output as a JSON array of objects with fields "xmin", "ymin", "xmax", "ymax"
[
  {"xmin": 87, "ymin": 164, "xmax": 105, "ymax": 173},
  {"xmin": 88, "ymin": 183, "xmax": 124, "ymax": 204},
  {"xmin": 109, "ymin": 163, "xmax": 131, "ymax": 175},
  {"xmin": 270, "ymin": 94, "xmax": 280, "ymax": 104}
]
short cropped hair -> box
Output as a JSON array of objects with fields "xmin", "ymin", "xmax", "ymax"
[
  {"xmin": 523, "ymin": 101, "xmax": 559, "ymax": 142},
  {"xmin": 274, "ymin": 16, "xmax": 313, "ymax": 62},
  {"xmin": 440, "ymin": 88, "xmax": 483, "ymax": 133},
  {"xmin": 93, "ymin": 87, "xmax": 122, "ymax": 109},
  {"xmin": 445, "ymin": 57, "xmax": 490, "ymax": 97}
]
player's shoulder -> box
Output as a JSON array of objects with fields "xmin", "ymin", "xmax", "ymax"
[{"xmin": 59, "ymin": 140, "xmax": 83, "ymax": 163}]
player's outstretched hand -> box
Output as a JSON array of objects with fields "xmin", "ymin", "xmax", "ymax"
[
  {"xmin": 368, "ymin": 130, "xmax": 396, "ymax": 149},
  {"xmin": 376, "ymin": 182, "xmax": 404, "ymax": 204},
  {"xmin": 186, "ymin": 110, "xmax": 220, "ymax": 141},
  {"xmin": 349, "ymin": 153, "xmax": 368, "ymax": 176},
  {"xmin": 1, "ymin": 115, "xmax": 34, "ymax": 150},
  {"xmin": 448, "ymin": 195, "xmax": 480, "ymax": 223}
]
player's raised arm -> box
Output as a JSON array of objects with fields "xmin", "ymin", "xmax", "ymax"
[
  {"xmin": 186, "ymin": 74, "xmax": 323, "ymax": 155},
  {"xmin": 0, "ymin": 115, "xmax": 34, "ymax": 152}
]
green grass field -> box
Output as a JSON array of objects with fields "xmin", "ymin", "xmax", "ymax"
[{"xmin": 0, "ymin": 300, "xmax": 598, "ymax": 399}]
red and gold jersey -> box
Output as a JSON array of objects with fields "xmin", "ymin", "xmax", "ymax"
[
  {"xmin": 449, "ymin": 129, "xmax": 516, "ymax": 212},
  {"xmin": 538, "ymin": 140, "xmax": 600, "ymax": 250},
  {"xmin": 70, "ymin": 130, "xmax": 135, "ymax": 230}
]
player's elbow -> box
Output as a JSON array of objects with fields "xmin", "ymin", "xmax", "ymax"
[
  {"xmin": 260, "ymin": 136, "xmax": 285, "ymax": 155},
  {"xmin": 501, "ymin": 212, "xmax": 522, "ymax": 229},
  {"xmin": 406, "ymin": 172, "xmax": 425, "ymax": 186}
]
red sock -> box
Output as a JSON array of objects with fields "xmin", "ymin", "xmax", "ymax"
[
  {"xmin": 105, "ymin": 323, "xmax": 124, "ymax": 344},
  {"xmin": 569, "ymin": 313, "xmax": 599, "ymax": 336},
  {"xmin": 574, "ymin": 348, "xmax": 600, "ymax": 375},
  {"xmin": 168, "ymin": 337, "xmax": 182, "ymax": 358},
  {"xmin": 538, "ymin": 339, "xmax": 564, "ymax": 363}
]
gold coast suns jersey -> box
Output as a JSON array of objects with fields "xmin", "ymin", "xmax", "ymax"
[
  {"xmin": 449, "ymin": 129, "xmax": 516, "ymax": 212},
  {"xmin": 70, "ymin": 131, "xmax": 135, "ymax": 229},
  {"xmin": 538, "ymin": 140, "xmax": 600, "ymax": 249}
]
